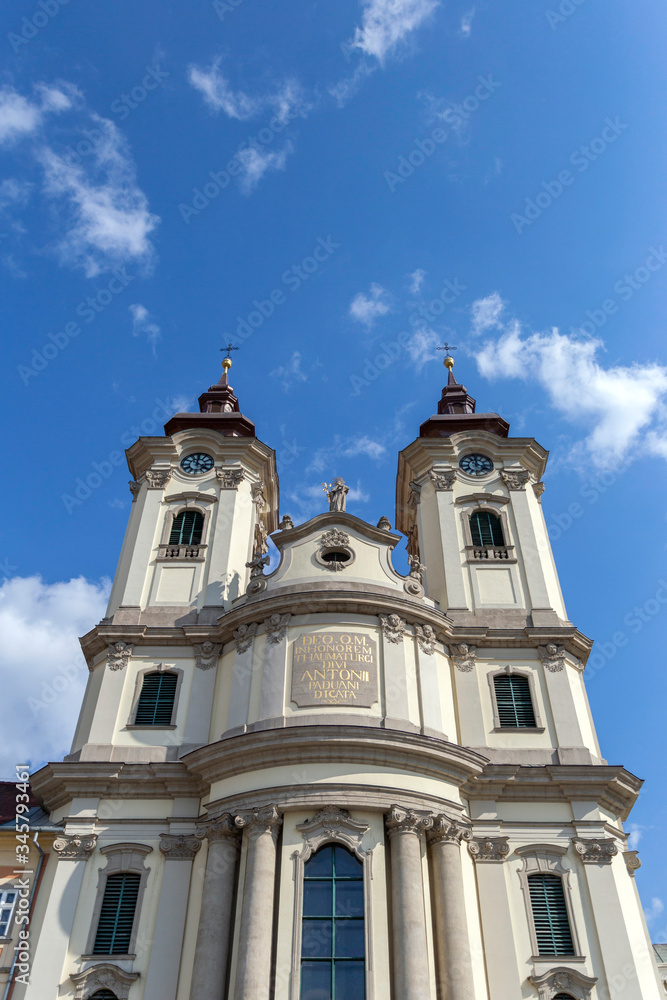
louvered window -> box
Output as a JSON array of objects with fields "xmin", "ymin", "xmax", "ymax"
[
  {"xmin": 134, "ymin": 672, "xmax": 177, "ymax": 725},
  {"xmin": 470, "ymin": 510, "xmax": 504, "ymax": 547},
  {"xmin": 93, "ymin": 873, "xmax": 141, "ymax": 955},
  {"xmin": 494, "ymin": 674, "xmax": 536, "ymax": 728},
  {"xmin": 528, "ymin": 873, "xmax": 574, "ymax": 955},
  {"xmin": 301, "ymin": 845, "xmax": 365, "ymax": 1000},
  {"xmin": 169, "ymin": 510, "xmax": 203, "ymax": 546}
]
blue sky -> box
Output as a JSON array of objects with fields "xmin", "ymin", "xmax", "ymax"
[{"xmin": 1, "ymin": 0, "xmax": 666, "ymax": 934}]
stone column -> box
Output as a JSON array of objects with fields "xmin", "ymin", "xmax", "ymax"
[
  {"xmin": 188, "ymin": 815, "xmax": 241, "ymax": 1000},
  {"xmin": 427, "ymin": 816, "xmax": 475, "ymax": 1000},
  {"xmin": 385, "ymin": 805, "xmax": 432, "ymax": 1000},
  {"xmin": 233, "ymin": 804, "xmax": 283, "ymax": 1000},
  {"xmin": 467, "ymin": 836, "xmax": 522, "ymax": 1000},
  {"xmin": 23, "ymin": 835, "xmax": 97, "ymax": 1000},
  {"xmin": 144, "ymin": 835, "xmax": 201, "ymax": 1000}
]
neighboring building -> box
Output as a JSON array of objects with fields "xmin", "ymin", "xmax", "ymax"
[{"xmin": 12, "ymin": 352, "xmax": 665, "ymax": 999}]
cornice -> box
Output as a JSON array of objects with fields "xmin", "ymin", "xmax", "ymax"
[
  {"xmin": 182, "ymin": 725, "xmax": 489, "ymax": 790},
  {"xmin": 29, "ymin": 761, "xmax": 206, "ymax": 814},
  {"xmin": 462, "ymin": 764, "xmax": 643, "ymax": 820},
  {"xmin": 271, "ymin": 511, "xmax": 402, "ymax": 549}
]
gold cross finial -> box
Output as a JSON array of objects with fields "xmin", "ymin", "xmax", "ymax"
[
  {"xmin": 437, "ymin": 342, "xmax": 457, "ymax": 370},
  {"xmin": 220, "ymin": 341, "xmax": 239, "ymax": 373}
]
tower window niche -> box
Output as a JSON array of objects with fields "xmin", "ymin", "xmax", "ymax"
[
  {"xmin": 169, "ymin": 510, "xmax": 204, "ymax": 547},
  {"xmin": 133, "ymin": 671, "xmax": 178, "ymax": 726},
  {"xmin": 301, "ymin": 845, "xmax": 366, "ymax": 1000},
  {"xmin": 470, "ymin": 509, "xmax": 505, "ymax": 548}
]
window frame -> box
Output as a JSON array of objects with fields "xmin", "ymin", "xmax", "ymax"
[
  {"xmin": 83, "ymin": 844, "xmax": 152, "ymax": 960},
  {"xmin": 0, "ymin": 886, "xmax": 18, "ymax": 940},
  {"xmin": 126, "ymin": 664, "xmax": 184, "ymax": 730},
  {"xmin": 488, "ymin": 666, "xmax": 544, "ymax": 732},
  {"xmin": 156, "ymin": 497, "xmax": 214, "ymax": 562},
  {"xmin": 290, "ymin": 808, "xmax": 374, "ymax": 1000},
  {"xmin": 516, "ymin": 846, "xmax": 582, "ymax": 962},
  {"xmin": 457, "ymin": 498, "xmax": 517, "ymax": 563}
]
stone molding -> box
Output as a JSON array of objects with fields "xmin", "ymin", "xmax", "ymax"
[
  {"xmin": 235, "ymin": 803, "xmax": 282, "ymax": 840},
  {"xmin": 385, "ymin": 805, "xmax": 433, "ymax": 837},
  {"xmin": 533, "ymin": 481, "xmax": 546, "ymax": 502},
  {"xmin": 468, "ymin": 836, "xmax": 511, "ymax": 862},
  {"xmin": 415, "ymin": 623, "xmax": 437, "ymax": 655},
  {"xmin": 53, "ymin": 833, "xmax": 97, "ymax": 860},
  {"xmin": 450, "ymin": 642, "xmax": 476, "ymax": 672},
  {"xmin": 107, "ymin": 641, "xmax": 133, "ymax": 671},
  {"xmin": 529, "ymin": 966, "xmax": 597, "ymax": 1000},
  {"xmin": 623, "ymin": 849, "xmax": 641, "ymax": 877},
  {"xmin": 70, "ymin": 962, "xmax": 139, "ymax": 1000},
  {"xmin": 295, "ymin": 805, "xmax": 370, "ymax": 859},
  {"xmin": 264, "ymin": 613, "xmax": 290, "ymax": 644},
  {"xmin": 572, "ymin": 837, "xmax": 618, "ymax": 864},
  {"xmin": 426, "ymin": 814, "xmax": 472, "ymax": 846},
  {"xmin": 159, "ymin": 834, "xmax": 202, "ymax": 860},
  {"xmin": 145, "ymin": 467, "xmax": 172, "ymax": 490},
  {"xmin": 216, "ymin": 467, "xmax": 245, "ymax": 489},
  {"xmin": 407, "ymin": 480, "xmax": 422, "ymax": 508},
  {"xmin": 500, "ymin": 468, "xmax": 531, "ymax": 491},
  {"xmin": 429, "ymin": 469, "xmax": 457, "ymax": 491},
  {"xmin": 539, "ymin": 643, "xmax": 567, "ymax": 673},
  {"xmin": 128, "ymin": 480, "xmax": 140, "ymax": 501},
  {"xmin": 197, "ymin": 813, "xmax": 242, "ymax": 847},
  {"xmin": 193, "ymin": 641, "xmax": 221, "ymax": 671},
  {"xmin": 379, "ymin": 613, "xmax": 406, "ymax": 644},
  {"xmin": 233, "ymin": 622, "xmax": 258, "ymax": 654},
  {"xmin": 320, "ymin": 528, "xmax": 350, "ymax": 548},
  {"xmin": 251, "ymin": 480, "xmax": 267, "ymax": 508}
]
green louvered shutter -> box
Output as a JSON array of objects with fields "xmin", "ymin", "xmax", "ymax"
[
  {"xmin": 528, "ymin": 874, "xmax": 574, "ymax": 955},
  {"xmin": 470, "ymin": 511, "xmax": 504, "ymax": 547},
  {"xmin": 93, "ymin": 873, "xmax": 141, "ymax": 955},
  {"xmin": 169, "ymin": 510, "xmax": 203, "ymax": 546},
  {"xmin": 134, "ymin": 672, "xmax": 178, "ymax": 725},
  {"xmin": 494, "ymin": 675, "xmax": 536, "ymax": 727}
]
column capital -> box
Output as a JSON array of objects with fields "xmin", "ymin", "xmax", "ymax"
[
  {"xmin": 235, "ymin": 804, "xmax": 282, "ymax": 840},
  {"xmin": 426, "ymin": 814, "xmax": 472, "ymax": 846},
  {"xmin": 573, "ymin": 837, "xmax": 618, "ymax": 864},
  {"xmin": 468, "ymin": 836, "xmax": 510, "ymax": 863},
  {"xmin": 53, "ymin": 833, "xmax": 97, "ymax": 860},
  {"xmin": 198, "ymin": 813, "xmax": 242, "ymax": 845},
  {"xmin": 385, "ymin": 805, "xmax": 433, "ymax": 837},
  {"xmin": 159, "ymin": 834, "xmax": 202, "ymax": 860}
]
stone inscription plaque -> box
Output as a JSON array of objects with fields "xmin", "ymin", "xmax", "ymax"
[{"xmin": 291, "ymin": 631, "xmax": 378, "ymax": 707}]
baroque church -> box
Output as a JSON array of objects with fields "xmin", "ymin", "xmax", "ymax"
[{"xmin": 9, "ymin": 349, "xmax": 665, "ymax": 1000}]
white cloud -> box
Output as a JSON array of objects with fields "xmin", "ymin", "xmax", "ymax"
[
  {"xmin": 0, "ymin": 178, "xmax": 32, "ymax": 209},
  {"xmin": 188, "ymin": 59, "xmax": 309, "ymax": 123},
  {"xmin": 408, "ymin": 268, "xmax": 426, "ymax": 293},
  {"xmin": 344, "ymin": 436, "xmax": 386, "ymax": 459},
  {"xmin": 405, "ymin": 326, "xmax": 440, "ymax": 370},
  {"xmin": 627, "ymin": 824, "xmax": 643, "ymax": 851},
  {"xmin": 471, "ymin": 290, "xmax": 504, "ymax": 334},
  {"xmin": 270, "ymin": 351, "xmax": 308, "ymax": 391},
  {"xmin": 39, "ymin": 116, "xmax": 159, "ymax": 277},
  {"xmin": 471, "ymin": 294, "xmax": 667, "ymax": 468},
  {"xmin": 460, "ymin": 8, "xmax": 475, "ymax": 36},
  {"xmin": 350, "ymin": 0, "xmax": 439, "ymax": 63},
  {"xmin": 328, "ymin": 62, "xmax": 376, "ymax": 108},
  {"xmin": 237, "ymin": 143, "xmax": 292, "ymax": 193},
  {"xmin": 129, "ymin": 303, "xmax": 161, "ymax": 354},
  {"xmin": 2, "ymin": 254, "xmax": 27, "ymax": 279},
  {"xmin": 349, "ymin": 283, "xmax": 392, "ymax": 327},
  {"xmin": 645, "ymin": 898, "xmax": 664, "ymax": 924},
  {"xmin": 0, "ymin": 82, "xmax": 76, "ymax": 146},
  {"xmin": 0, "ymin": 575, "xmax": 110, "ymax": 776}
]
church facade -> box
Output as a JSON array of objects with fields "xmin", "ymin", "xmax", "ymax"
[{"xmin": 13, "ymin": 353, "xmax": 664, "ymax": 1000}]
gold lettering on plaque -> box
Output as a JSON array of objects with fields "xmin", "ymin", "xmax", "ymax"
[{"xmin": 291, "ymin": 631, "xmax": 379, "ymax": 708}]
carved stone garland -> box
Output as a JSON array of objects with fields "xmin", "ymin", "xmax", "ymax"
[
  {"xmin": 70, "ymin": 963, "xmax": 139, "ymax": 1000},
  {"xmin": 264, "ymin": 613, "xmax": 291, "ymax": 644},
  {"xmin": 415, "ymin": 623, "xmax": 437, "ymax": 655},
  {"xmin": 529, "ymin": 966, "xmax": 598, "ymax": 1000},
  {"xmin": 106, "ymin": 641, "xmax": 133, "ymax": 671},
  {"xmin": 379, "ymin": 614, "xmax": 406, "ymax": 644},
  {"xmin": 193, "ymin": 642, "xmax": 221, "ymax": 671},
  {"xmin": 539, "ymin": 643, "xmax": 567, "ymax": 673},
  {"xmin": 321, "ymin": 528, "xmax": 350, "ymax": 548},
  {"xmin": 450, "ymin": 643, "xmax": 476, "ymax": 672},
  {"xmin": 233, "ymin": 622, "xmax": 258, "ymax": 654}
]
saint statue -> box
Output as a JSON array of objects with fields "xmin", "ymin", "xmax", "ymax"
[{"xmin": 323, "ymin": 477, "xmax": 349, "ymax": 512}]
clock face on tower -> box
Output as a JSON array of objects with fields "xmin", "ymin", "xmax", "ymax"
[
  {"xmin": 180, "ymin": 453, "xmax": 214, "ymax": 475},
  {"xmin": 459, "ymin": 453, "xmax": 494, "ymax": 477}
]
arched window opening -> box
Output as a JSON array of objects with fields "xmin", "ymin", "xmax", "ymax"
[
  {"xmin": 134, "ymin": 671, "xmax": 178, "ymax": 726},
  {"xmin": 169, "ymin": 510, "xmax": 204, "ymax": 547},
  {"xmin": 553, "ymin": 994, "xmax": 576, "ymax": 999},
  {"xmin": 528, "ymin": 873, "xmax": 574, "ymax": 956},
  {"xmin": 470, "ymin": 510, "xmax": 504, "ymax": 548},
  {"xmin": 494, "ymin": 674, "xmax": 536, "ymax": 728},
  {"xmin": 301, "ymin": 844, "xmax": 365, "ymax": 1000},
  {"xmin": 91, "ymin": 992, "xmax": 119, "ymax": 1000},
  {"xmin": 93, "ymin": 872, "xmax": 141, "ymax": 955}
]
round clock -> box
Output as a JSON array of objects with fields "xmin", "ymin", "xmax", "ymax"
[
  {"xmin": 459, "ymin": 453, "xmax": 494, "ymax": 477},
  {"xmin": 180, "ymin": 453, "xmax": 214, "ymax": 476}
]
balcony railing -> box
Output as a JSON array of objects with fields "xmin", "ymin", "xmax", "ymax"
[
  {"xmin": 472, "ymin": 546, "xmax": 509, "ymax": 560},
  {"xmin": 157, "ymin": 544, "xmax": 206, "ymax": 561}
]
